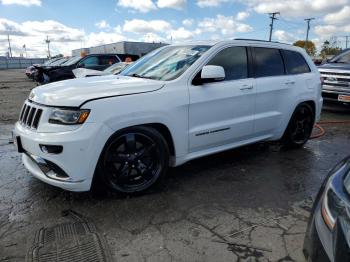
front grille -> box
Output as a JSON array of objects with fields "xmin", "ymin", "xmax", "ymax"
[
  {"xmin": 320, "ymin": 70, "xmax": 350, "ymax": 94},
  {"xmin": 321, "ymin": 71, "xmax": 350, "ymax": 77},
  {"xmin": 19, "ymin": 102, "xmax": 43, "ymax": 129}
]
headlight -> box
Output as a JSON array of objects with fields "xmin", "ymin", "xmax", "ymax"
[
  {"xmin": 321, "ymin": 159, "xmax": 350, "ymax": 230},
  {"xmin": 49, "ymin": 109, "xmax": 90, "ymax": 125}
]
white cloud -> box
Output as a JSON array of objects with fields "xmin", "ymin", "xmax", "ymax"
[
  {"xmin": 314, "ymin": 25, "xmax": 338, "ymax": 37},
  {"xmin": 273, "ymin": 30, "xmax": 297, "ymax": 43},
  {"xmin": 198, "ymin": 15, "xmax": 252, "ymax": 36},
  {"xmin": 196, "ymin": 0, "xmax": 229, "ymax": 7},
  {"xmin": 0, "ymin": 0, "xmax": 41, "ymax": 6},
  {"xmin": 242, "ymin": 0, "xmax": 348, "ymax": 18},
  {"xmin": 0, "ymin": 19, "xmax": 126, "ymax": 57},
  {"xmin": 123, "ymin": 19, "xmax": 171, "ymax": 34},
  {"xmin": 169, "ymin": 27, "xmax": 194, "ymax": 40},
  {"xmin": 182, "ymin": 19, "xmax": 194, "ymax": 27},
  {"xmin": 157, "ymin": 0, "xmax": 186, "ymax": 9},
  {"xmin": 117, "ymin": 0, "xmax": 156, "ymax": 13},
  {"xmin": 0, "ymin": 18, "xmax": 27, "ymax": 36},
  {"xmin": 95, "ymin": 20, "xmax": 110, "ymax": 30},
  {"xmin": 142, "ymin": 32, "xmax": 166, "ymax": 43},
  {"xmin": 324, "ymin": 6, "xmax": 350, "ymax": 25},
  {"xmin": 236, "ymin": 11, "xmax": 249, "ymax": 21},
  {"xmin": 86, "ymin": 32, "xmax": 126, "ymax": 47}
]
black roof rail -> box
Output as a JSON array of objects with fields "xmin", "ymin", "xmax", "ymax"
[{"xmin": 234, "ymin": 38, "xmax": 291, "ymax": 46}]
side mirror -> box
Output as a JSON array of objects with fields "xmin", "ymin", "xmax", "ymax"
[
  {"xmin": 77, "ymin": 63, "xmax": 85, "ymax": 68},
  {"xmin": 201, "ymin": 65, "xmax": 225, "ymax": 82}
]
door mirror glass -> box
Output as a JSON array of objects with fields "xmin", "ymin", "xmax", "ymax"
[{"xmin": 201, "ymin": 65, "xmax": 225, "ymax": 81}]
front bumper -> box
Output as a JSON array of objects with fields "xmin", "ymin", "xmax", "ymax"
[
  {"xmin": 304, "ymin": 203, "xmax": 350, "ymax": 262},
  {"xmin": 304, "ymin": 158, "xmax": 350, "ymax": 262},
  {"xmin": 14, "ymin": 121, "xmax": 112, "ymax": 192}
]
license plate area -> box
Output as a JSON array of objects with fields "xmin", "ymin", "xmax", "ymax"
[{"xmin": 338, "ymin": 95, "xmax": 350, "ymax": 103}]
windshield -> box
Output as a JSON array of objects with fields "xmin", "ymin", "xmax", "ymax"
[
  {"xmin": 62, "ymin": 56, "xmax": 82, "ymax": 66},
  {"xmin": 50, "ymin": 58, "xmax": 68, "ymax": 66},
  {"xmin": 104, "ymin": 62, "xmax": 130, "ymax": 74},
  {"xmin": 330, "ymin": 50, "xmax": 350, "ymax": 64},
  {"xmin": 121, "ymin": 45, "xmax": 210, "ymax": 81},
  {"xmin": 43, "ymin": 59, "xmax": 56, "ymax": 65}
]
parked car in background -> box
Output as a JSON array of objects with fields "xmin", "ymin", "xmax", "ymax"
[
  {"xmin": 304, "ymin": 156, "xmax": 350, "ymax": 262},
  {"xmin": 34, "ymin": 54, "xmax": 139, "ymax": 84},
  {"xmin": 25, "ymin": 57, "xmax": 62, "ymax": 79},
  {"xmin": 31, "ymin": 57, "xmax": 69, "ymax": 82},
  {"xmin": 318, "ymin": 48, "xmax": 350, "ymax": 105},
  {"xmin": 73, "ymin": 62, "xmax": 132, "ymax": 78},
  {"xmin": 13, "ymin": 40, "xmax": 322, "ymax": 194}
]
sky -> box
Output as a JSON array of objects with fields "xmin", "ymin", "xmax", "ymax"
[{"xmin": 0, "ymin": 0, "xmax": 349, "ymax": 57}]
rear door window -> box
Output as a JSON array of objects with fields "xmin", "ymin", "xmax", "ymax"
[
  {"xmin": 253, "ymin": 47, "xmax": 285, "ymax": 77},
  {"xmin": 282, "ymin": 50, "xmax": 311, "ymax": 74},
  {"xmin": 99, "ymin": 56, "xmax": 118, "ymax": 65},
  {"xmin": 207, "ymin": 46, "xmax": 248, "ymax": 81}
]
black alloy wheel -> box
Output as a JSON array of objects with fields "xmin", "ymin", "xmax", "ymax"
[
  {"xmin": 282, "ymin": 103, "xmax": 314, "ymax": 148},
  {"xmin": 97, "ymin": 126, "xmax": 169, "ymax": 193}
]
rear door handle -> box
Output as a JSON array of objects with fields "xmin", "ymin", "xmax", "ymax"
[
  {"xmin": 240, "ymin": 84, "xmax": 253, "ymax": 90},
  {"xmin": 285, "ymin": 81, "xmax": 295, "ymax": 85}
]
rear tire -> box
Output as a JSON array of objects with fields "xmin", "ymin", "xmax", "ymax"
[
  {"xmin": 94, "ymin": 126, "xmax": 169, "ymax": 194},
  {"xmin": 281, "ymin": 103, "xmax": 314, "ymax": 149}
]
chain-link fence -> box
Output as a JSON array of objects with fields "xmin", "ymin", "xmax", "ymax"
[{"xmin": 0, "ymin": 57, "xmax": 47, "ymax": 69}]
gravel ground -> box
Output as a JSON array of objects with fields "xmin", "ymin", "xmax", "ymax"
[
  {"xmin": 0, "ymin": 69, "xmax": 37, "ymax": 123},
  {"xmin": 0, "ymin": 69, "xmax": 350, "ymax": 261}
]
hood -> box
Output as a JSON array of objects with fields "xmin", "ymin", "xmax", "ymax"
[
  {"xmin": 29, "ymin": 75, "xmax": 165, "ymax": 107},
  {"xmin": 72, "ymin": 68, "xmax": 109, "ymax": 78},
  {"xmin": 318, "ymin": 63, "xmax": 350, "ymax": 71}
]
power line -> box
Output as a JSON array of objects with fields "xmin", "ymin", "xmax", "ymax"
[{"xmin": 268, "ymin": 12, "xmax": 280, "ymax": 41}]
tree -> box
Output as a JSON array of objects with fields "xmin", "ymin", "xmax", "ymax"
[
  {"xmin": 293, "ymin": 40, "xmax": 316, "ymax": 56},
  {"xmin": 319, "ymin": 40, "xmax": 342, "ymax": 58}
]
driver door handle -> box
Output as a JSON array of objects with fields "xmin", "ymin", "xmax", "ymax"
[
  {"xmin": 240, "ymin": 84, "xmax": 253, "ymax": 90},
  {"xmin": 285, "ymin": 80, "xmax": 295, "ymax": 85}
]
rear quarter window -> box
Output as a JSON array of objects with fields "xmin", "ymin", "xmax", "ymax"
[
  {"xmin": 253, "ymin": 47, "xmax": 285, "ymax": 77},
  {"xmin": 282, "ymin": 50, "xmax": 311, "ymax": 74}
]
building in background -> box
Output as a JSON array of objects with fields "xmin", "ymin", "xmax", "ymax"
[{"xmin": 72, "ymin": 41, "xmax": 167, "ymax": 58}]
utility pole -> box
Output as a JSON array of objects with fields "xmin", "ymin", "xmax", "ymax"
[
  {"xmin": 268, "ymin": 12, "xmax": 280, "ymax": 41},
  {"xmin": 45, "ymin": 35, "xmax": 51, "ymax": 58},
  {"xmin": 304, "ymin": 18, "xmax": 315, "ymax": 51},
  {"xmin": 23, "ymin": 44, "xmax": 28, "ymax": 58},
  {"xmin": 7, "ymin": 33, "xmax": 12, "ymax": 58},
  {"xmin": 340, "ymin": 36, "xmax": 350, "ymax": 49}
]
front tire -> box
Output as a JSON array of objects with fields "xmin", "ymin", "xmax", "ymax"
[
  {"xmin": 95, "ymin": 126, "xmax": 169, "ymax": 194},
  {"xmin": 281, "ymin": 103, "xmax": 315, "ymax": 148}
]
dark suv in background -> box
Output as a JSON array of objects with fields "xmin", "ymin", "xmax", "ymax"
[
  {"xmin": 35, "ymin": 53, "xmax": 139, "ymax": 84},
  {"xmin": 318, "ymin": 49, "xmax": 350, "ymax": 105}
]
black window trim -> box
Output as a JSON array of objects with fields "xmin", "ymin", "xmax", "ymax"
[
  {"xmin": 251, "ymin": 46, "xmax": 287, "ymax": 79},
  {"xmin": 281, "ymin": 49, "xmax": 311, "ymax": 75},
  {"xmin": 191, "ymin": 45, "xmax": 251, "ymax": 85}
]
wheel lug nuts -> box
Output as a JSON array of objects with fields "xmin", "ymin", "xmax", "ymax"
[
  {"xmin": 125, "ymin": 162, "xmax": 128, "ymax": 165},
  {"xmin": 132, "ymin": 165, "xmax": 135, "ymax": 168},
  {"xmin": 138, "ymin": 160, "xmax": 141, "ymax": 163}
]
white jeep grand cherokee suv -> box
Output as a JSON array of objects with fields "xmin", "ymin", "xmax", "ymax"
[{"xmin": 13, "ymin": 40, "xmax": 323, "ymax": 193}]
